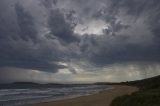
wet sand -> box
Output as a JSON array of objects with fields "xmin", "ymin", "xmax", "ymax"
[{"xmin": 28, "ymin": 85, "xmax": 138, "ymax": 106}]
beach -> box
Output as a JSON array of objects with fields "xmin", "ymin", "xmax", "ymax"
[{"xmin": 28, "ymin": 85, "xmax": 138, "ymax": 106}]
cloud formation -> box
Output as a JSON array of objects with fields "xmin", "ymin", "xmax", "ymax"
[{"xmin": 0, "ymin": 0, "xmax": 160, "ymax": 83}]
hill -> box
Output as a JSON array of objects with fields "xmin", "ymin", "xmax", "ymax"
[
  {"xmin": 111, "ymin": 75, "xmax": 160, "ymax": 106},
  {"xmin": 121, "ymin": 75, "xmax": 160, "ymax": 89},
  {"xmin": 0, "ymin": 82, "xmax": 97, "ymax": 89}
]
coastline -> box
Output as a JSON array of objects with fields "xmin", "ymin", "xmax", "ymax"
[{"xmin": 27, "ymin": 85, "xmax": 138, "ymax": 106}]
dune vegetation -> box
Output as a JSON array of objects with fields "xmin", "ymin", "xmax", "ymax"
[{"xmin": 111, "ymin": 75, "xmax": 160, "ymax": 106}]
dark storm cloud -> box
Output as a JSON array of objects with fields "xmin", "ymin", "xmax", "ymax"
[
  {"xmin": 40, "ymin": 0, "xmax": 79, "ymax": 43},
  {"xmin": 0, "ymin": 38, "xmax": 67, "ymax": 72},
  {"xmin": 77, "ymin": 0, "xmax": 160, "ymax": 66},
  {"xmin": 0, "ymin": 1, "xmax": 68, "ymax": 72},
  {"xmin": 48, "ymin": 9, "xmax": 79, "ymax": 43},
  {"xmin": 0, "ymin": 1, "xmax": 18, "ymax": 40},
  {"xmin": 89, "ymin": 42, "xmax": 160, "ymax": 66},
  {"xmin": 0, "ymin": 0, "xmax": 160, "ymax": 81},
  {"xmin": 41, "ymin": 0, "xmax": 57, "ymax": 9},
  {"xmin": 15, "ymin": 3, "xmax": 38, "ymax": 42},
  {"xmin": 107, "ymin": 0, "xmax": 160, "ymax": 34}
]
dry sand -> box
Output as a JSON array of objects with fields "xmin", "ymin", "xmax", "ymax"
[{"xmin": 28, "ymin": 85, "xmax": 138, "ymax": 106}]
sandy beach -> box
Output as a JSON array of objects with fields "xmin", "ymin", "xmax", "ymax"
[{"xmin": 28, "ymin": 85, "xmax": 138, "ymax": 106}]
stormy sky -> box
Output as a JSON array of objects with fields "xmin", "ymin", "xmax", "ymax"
[{"xmin": 0, "ymin": 0, "xmax": 160, "ymax": 83}]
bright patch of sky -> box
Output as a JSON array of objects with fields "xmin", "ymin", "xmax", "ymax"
[{"xmin": 74, "ymin": 19, "xmax": 109, "ymax": 35}]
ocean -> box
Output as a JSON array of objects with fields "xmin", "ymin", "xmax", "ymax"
[{"xmin": 0, "ymin": 85, "xmax": 112, "ymax": 106}]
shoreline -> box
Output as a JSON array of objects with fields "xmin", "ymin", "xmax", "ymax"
[{"xmin": 27, "ymin": 85, "xmax": 138, "ymax": 106}]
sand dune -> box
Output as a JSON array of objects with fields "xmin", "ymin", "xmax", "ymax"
[{"xmin": 28, "ymin": 85, "xmax": 138, "ymax": 106}]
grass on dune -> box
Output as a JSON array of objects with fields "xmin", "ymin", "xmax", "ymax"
[
  {"xmin": 111, "ymin": 87, "xmax": 160, "ymax": 106},
  {"xmin": 111, "ymin": 75, "xmax": 160, "ymax": 106}
]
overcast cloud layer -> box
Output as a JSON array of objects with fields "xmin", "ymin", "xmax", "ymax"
[{"xmin": 0, "ymin": 0, "xmax": 160, "ymax": 83}]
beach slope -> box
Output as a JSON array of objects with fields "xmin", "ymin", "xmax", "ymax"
[{"xmin": 29, "ymin": 85, "xmax": 138, "ymax": 106}]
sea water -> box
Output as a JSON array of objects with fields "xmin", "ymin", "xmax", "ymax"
[{"xmin": 0, "ymin": 85, "xmax": 112, "ymax": 106}]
